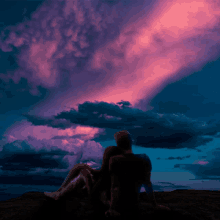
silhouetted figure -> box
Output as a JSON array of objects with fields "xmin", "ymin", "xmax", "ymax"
[
  {"xmin": 44, "ymin": 130, "xmax": 169, "ymax": 215},
  {"xmin": 105, "ymin": 153, "xmax": 152, "ymax": 217},
  {"xmin": 43, "ymin": 131, "xmax": 129, "ymax": 201},
  {"xmin": 105, "ymin": 130, "xmax": 170, "ymax": 217}
]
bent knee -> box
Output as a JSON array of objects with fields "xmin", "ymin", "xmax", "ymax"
[
  {"xmin": 74, "ymin": 163, "xmax": 88, "ymax": 169},
  {"xmin": 71, "ymin": 163, "xmax": 90, "ymax": 174},
  {"xmin": 70, "ymin": 174, "xmax": 81, "ymax": 184}
]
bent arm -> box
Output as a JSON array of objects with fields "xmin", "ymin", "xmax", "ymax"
[
  {"xmin": 142, "ymin": 171, "xmax": 157, "ymax": 207},
  {"xmin": 143, "ymin": 182, "xmax": 157, "ymax": 207}
]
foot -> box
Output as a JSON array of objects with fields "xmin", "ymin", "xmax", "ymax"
[
  {"xmin": 154, "ymin": 204, "xmax": 171, "ymax": 211},
  {"xmin": 44, "ymin": 192, "xmax": 60, "ymax": 200},
  {"xmin": 105, "ymin": 209, "xmax": 121, "ymax": 217}
]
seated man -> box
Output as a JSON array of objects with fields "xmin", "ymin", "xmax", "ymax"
[
  {"xmin": 105, "ymin": 132, "xmax": 170, "ymax": 217},
  {"xmin": 105, "ymin": 153, "xmax": 154, "ymax": 217}
]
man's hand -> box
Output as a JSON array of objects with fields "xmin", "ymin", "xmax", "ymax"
[
  {"xmin": 154, "ymin": 204, "xmax": 171, "ymax": 211},
  {"xmin": 105, "ymin": 209, "xmax": 121, "ymax": 217}
]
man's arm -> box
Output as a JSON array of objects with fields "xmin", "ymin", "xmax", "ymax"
[
  {"xmin": 142, "ymin": 171, "xmax": 157, "ymax": 207},
  {"xmin": 143, "ymin": 182, "xmax": 171, "ymax": 211},
  {"xmin": 142, "ymin": 182, "xmax": 157, "ymax": 207}
]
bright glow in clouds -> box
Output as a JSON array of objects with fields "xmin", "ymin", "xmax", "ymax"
[
  {"xmin": 1, "ymin": 0, "xmax": 219, "ymax": 115},
  {"xmin": 88, "ymin": 0, "xmax": 220, "ymax": 110},
  {"xmin": 62, "ymin": 139, "xmax": 69, "ymax": 145},
  {"xmin": 4, "ymin": 121, "xmax": 103, "ymax": 149},
  {"xmin": 153, "ymin": 1, "xmax": 219, "ymax": 34}
]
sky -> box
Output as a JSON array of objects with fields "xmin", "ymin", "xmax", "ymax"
[{"xmin": 0, "ymin": 0, "xmax": 220, "ymax": 196}]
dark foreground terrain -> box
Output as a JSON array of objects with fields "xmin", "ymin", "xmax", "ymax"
[{"xmin": 0, "ymin": 189, "xmax": 219, "ymax": 220}]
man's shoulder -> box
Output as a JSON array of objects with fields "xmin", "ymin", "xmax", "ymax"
[
  {"xmin": 104, "ymin": 146, "xmax": 118, "ymax": 153},
  {"xmin": 134, "ymin": 153, "xmax": 151, "ymax": 161},
  {"xmin": 110, "ymin": 153, "xmax": 152, "ymax": 172},
  {"xmin": 103, "ymin": 146, "xmax": 124, "ymax": 161},
  {"xmin": 106, "ymin": 146, "xmax": 116, "ymax": 150},
  {"xmin": 134, "ymin": 153, "xmax": 152, "ymax": 171}
]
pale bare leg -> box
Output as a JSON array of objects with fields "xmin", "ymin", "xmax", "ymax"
[
  {"xmin": 56, "ymin": 164, "xmax": 82, "ymax": 192},
  {"xmin": 58, "ymin": 174, "xmax": 84, "ymax": 199},
  {"xmin": 56, "ymin": 163, "xmax": 95, "ymax": 192},
  {"xmin": 44, "ymin": 173, "xmax": 84, "ymax": 200},
  {"xmin": 44, "ymin": 191, "xmax": 60, "ymax": 200}
]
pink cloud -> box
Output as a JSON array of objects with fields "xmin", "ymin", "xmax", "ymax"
[
  {"xmin": 2, "ymin": 0, "xmax": 220, "ymax": 146},
  {"xmin": 0, "ymin": 0, "xmax": 119, "ymax": 92},
  {"xmin": 197, "ymin": 161, "xmax": 209, "ymax": 165},
  {"xmin": 3, "ymin": 120, "xmax": 104, "ymax": 150},
  {"xmin": 193, "ymin": 159, "xmax": 209, "ymax": 165},
  {"xmin": 87, "ymin": 0, "xmax": 220, "ymax": 111}
]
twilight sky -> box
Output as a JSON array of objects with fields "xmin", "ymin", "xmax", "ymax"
[{"xmin": 0, "ymin": 0, "xmax": 220, "ymax": 192}]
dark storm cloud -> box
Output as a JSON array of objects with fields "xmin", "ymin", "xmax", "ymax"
[
  {"xmin": 0, "ymin": 135, "xmax": 104, "ymax": 186},
  {"xmin": 22, "ymin": 100, "xmax": 220, "ymax": 151},
  {"xmin": 157, "ymin": 155, "xmax": 191, "ymax": 160},
  {"xmin": 0, "ymin": 77, "xmax": 48, "ymax": 114},
  {"xmin": 22, "ymin": 113, "xmax": 76, "ymax": 130},
  {"xmin": 0, "ymin": 138, "xmax": 71, "ymax": 185},
  {"xmin": 0, "ymin": 48, "xmax": 20, "ymax": 73},
  {"xmin": 0, "ymin": 1, "xmax": 44, "ymax": 28},
  {"xmin": 149, "ymin": 56, "xmax": 220, "ymax": 120}
]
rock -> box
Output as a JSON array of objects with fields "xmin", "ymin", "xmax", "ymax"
[{"xmin": 0, "ymin": 189, "xmax": 219, "ymax": 220}]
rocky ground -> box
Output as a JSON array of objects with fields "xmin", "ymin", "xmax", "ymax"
[{"xmin": 0, "ymin": 189, "xmax": 220, "ymax": 220}]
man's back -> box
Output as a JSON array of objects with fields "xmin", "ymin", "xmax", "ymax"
[
  {"xmin": 90, "ymin": 146, "xmax": 153, "ymax": 206},
  {"xmin": 108, "ymin": 153, "xmax": 151, "ymax": 213}
]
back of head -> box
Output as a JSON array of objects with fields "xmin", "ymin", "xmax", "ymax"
[{"xmin": 114, "ymin": 130, "xmax": 132, "ymax": 151}]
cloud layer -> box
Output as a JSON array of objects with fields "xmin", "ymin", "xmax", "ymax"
[
  {"xmin": 1, "ymin": 0, "xmax": 220, "ymax": 116},
  {"xmin": 22, "ymin": 100, "xmax": 220, "ymax": 151},
  {"xmin": 0, "ymin": 135, "xmax": 104, "ymax": 186}
]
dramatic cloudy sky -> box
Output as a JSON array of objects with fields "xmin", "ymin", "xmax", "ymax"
[{"xmin": 0, "ymin": 0, "xmax": 220, "ymax": 192}]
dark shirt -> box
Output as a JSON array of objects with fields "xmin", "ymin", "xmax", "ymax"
[{"xmin": 90, "ymin": 146, "xmax": 125, "ymax": 200}]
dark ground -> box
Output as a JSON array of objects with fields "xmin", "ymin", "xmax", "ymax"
[{"xmin": 0, "ymin": 189, "xmax": 220, "ymax": 220}]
